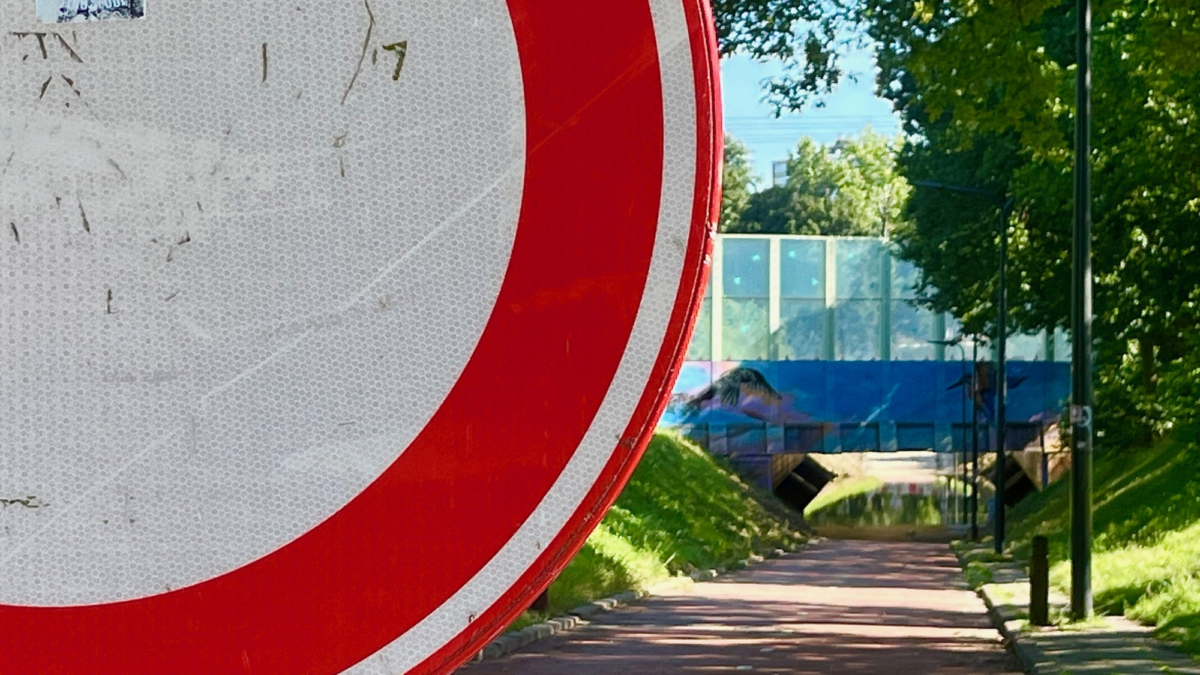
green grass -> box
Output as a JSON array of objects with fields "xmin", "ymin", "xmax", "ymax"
[
  {"xmin": 964, "ymin": 560, "xmax": 996, "ymax": 589},
  {"xmin": 1004, "ymin": 430, "xmax": 1200, "ymax": 655},
  {"xmin": 804, "ymin": 475, "xmax": 964, "ymax": 532},
  {"xmin": 803, "ymin": 475, "xmax": 883, "ymax": 517},
  {"xmin": 510, "ymin": 430, "xmax": 807, "ymax": 629}
]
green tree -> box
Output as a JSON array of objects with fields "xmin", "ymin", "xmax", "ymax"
[
  {"xmin": 788, "ymin": 132, "xmax": 911, "ymax": 236},
  {"xmin": 731, "ymin": 131, "xmax": 911, "ymax": 236},
  {"xmin": 710, "ymin": 0, "xmax": 846, "ymax": 113},
  {"xmin": 715, "ymin": 0, "xmax": 1200, "ymax": 443},
  {"xmin": 720, "ymin": 136, "xmax": 758, "ymax": 232},
  {"xmin": 831, "ymin": 0, "xmax": 1200, "ymax": 444},
  {"xmin": 738, "ymin": 185, "xmax": 795, "ymax": 234}
]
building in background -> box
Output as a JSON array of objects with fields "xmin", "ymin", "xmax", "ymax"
[
  {"xmin": 662, "ymin": 234, "xmax": 1071, "ymax": 492},
  {"xmin": 771, "ymin": 161, "xmax": 789, "ymax": 187}
]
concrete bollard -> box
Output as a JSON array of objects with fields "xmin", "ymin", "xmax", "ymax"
[{"xmin": 1030, "ymin": 535, "xmax": 1050, "ymax": 626}]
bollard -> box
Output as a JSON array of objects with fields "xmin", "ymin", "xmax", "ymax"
[
  {"xmin": 1030, "ymin": 535, "xmax": 1050, "ymax": 626},
  {"xmin": 530, "ymin": 588, "xmax": 550, "ymax": 613}
]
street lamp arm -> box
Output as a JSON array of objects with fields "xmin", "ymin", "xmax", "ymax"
[
  {"xmin": 912, "ymin": 180, "xmax": 1010, "ymax": 208},
  {"xmin": 912, "ymin": 177, "xmax": 1012, "ymax": 554}
]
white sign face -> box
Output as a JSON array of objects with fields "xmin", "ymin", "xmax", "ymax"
[
  {"xmin": 3, "ymin": 0, "xmax": 524, "ymax": 608},
  {"xmin": 1, "ymin": 0, "xmax": 720, "ymax": 673},
  {"xmin": 36, "ymin": 0, "xmax": 144, "ymax": 23}
]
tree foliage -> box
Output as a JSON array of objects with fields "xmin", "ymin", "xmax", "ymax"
[
  {"xmin": 715, "ymin": 0, "xmax": 1200, "ymax": 442},
  {"xmin": 737, "ymin": 185, "xmax": 795, "ymax": 234},
  {"xmin": 711, "ymin": 0, "xmax": 846, "ymax": 113},
  {"xmin": 791, "ymin": 132, "xmax": 910, "ymax": 236},
  {"xmin": 728, "ymin": 131, "xmax": 910, "ymax": 236},
  {"xmin": 825, "ymin": 0, "xmax": 1200, "ymax": 444},
  {"xmin": 720, "ymin": 135, "xmax": 757, "ymax": 232}
]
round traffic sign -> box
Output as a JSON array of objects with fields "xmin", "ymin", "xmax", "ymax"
[{"xmin": 0, "ymin": 0, "xmax": 719, "ymax": 672}]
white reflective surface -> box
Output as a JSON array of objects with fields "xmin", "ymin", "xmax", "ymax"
[{"xmin": 0, "ymin": 0, "xmax": 524, "ymax": 605}]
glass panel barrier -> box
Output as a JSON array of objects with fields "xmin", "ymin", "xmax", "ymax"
[
  {"xmin": 836, "ymin": 239, "xmax": 884, "ymax": 299},
  {"xmin": 722, "ymin": 238, "xmax": 770, "ymax": 298},
  {"xmin": 1053, "ymin": 327, "xmax": 1071, "ymax": 362},
  {"xmin": 781, "ymin": 239, "xmax": 826, "ymax": 299},
  {"xmin": 835, "ymin": 300, "xmax": 881, "ymax": 360},
  {"xmin": 686, "ymin": 297, "xmax": 712, "ymax": 361},
  {"xmin": 722, "ymin": 297, "xmax": 770, "ymax": 360},
  {"xmin": 891, "ymin": 301, "xmax": 936, "ymax": 360},
  {"xmin": 776, "ymin": 299, "xmax": 825, "ymax": 360},
  {"xmin": 892, "ymin": 258, "xmax": 922, "ymax": 300},
  {"xmin": 1007, "ymin": 331, "xmax": 1047, "ymax": 361}
]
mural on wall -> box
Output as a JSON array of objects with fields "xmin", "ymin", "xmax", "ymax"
[
  {"xmin": 660, "ymin": 235, "xmax": 1073, "ymax": 490},
  {"xmin": 662, "ymin": 360, "xmax": 1071, "ymax": 461}
]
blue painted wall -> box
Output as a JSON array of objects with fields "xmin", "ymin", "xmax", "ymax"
[{"xmin": 662, "ymin": 360, "xmax": 1070, "ymax": 459}]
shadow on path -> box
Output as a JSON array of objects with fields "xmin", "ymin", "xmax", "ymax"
[{"xmin": 458, "ymin": 540, "xmax": 1017, "ymax": 675}]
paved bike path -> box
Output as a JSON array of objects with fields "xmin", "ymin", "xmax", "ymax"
[{"xmin": 458, "ymin": 539, "xmax": 1017, "ymax": 674}]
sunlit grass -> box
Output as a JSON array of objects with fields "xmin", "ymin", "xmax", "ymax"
[
  {"xmin": 1005, "ymin": 431, "xmax": 1200, "ymax": 655},
  {"xmin": 803, "ymin": 475, "xmax": 883, "ymax": 517},
  {"xmin": 508, "ymin": 430, "xmax": 807, "ymax": 630}
]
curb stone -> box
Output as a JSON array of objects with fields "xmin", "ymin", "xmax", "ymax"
[
  {"xmin": 974, "ymin": 580, "xmax": 1057, "ymax": 674},
  {"xmin": 951, "ymin": 542, "xmax": 1072, "ymax": 674},
  {"xmin": 953, "ymin": 541, "xmax": 1200, "ymax": 675},
  {"xmin": 468, "ymin": 545, "xmax": 803, "ymax": 664}
]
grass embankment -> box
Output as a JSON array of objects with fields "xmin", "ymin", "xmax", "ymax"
[
  {"xmin": 1005, "ymin": 429, "xmax": 1200, "ymax": 655},
  {"xmin": 511, "ymin": 430, "xmax": 808, "ymax": 629},
  {"xmin": 803, "ymin": 474, "xmax": 968, "ymax": 542},
  {"xmin": 803, "ymin": 475, "xmax": 883, "ymax": 517}
]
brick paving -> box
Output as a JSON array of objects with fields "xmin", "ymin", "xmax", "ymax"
[{"xmin": 458, "ymin": 539, "xmax": 1017, "ymax": 674}]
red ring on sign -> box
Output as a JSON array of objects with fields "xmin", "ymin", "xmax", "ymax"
[
  {"xmin": 0, "ymin": 2, "xmax": 719, "ymax": 674},
  {"xmin": 418, "ymin": 0, "xmax": 721, "ymax": 671}
]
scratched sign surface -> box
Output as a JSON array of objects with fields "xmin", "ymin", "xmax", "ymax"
[
  {"xmin": 2, "ymin": 0, "xmax": 526, "ymax": 607},
  {"xmin": 36, "ymin": 0, "xmax": 144, "ymax": 23},
  {"xmin": 0, "ymin": 1, "xmax": 719, "ymax": 673}
]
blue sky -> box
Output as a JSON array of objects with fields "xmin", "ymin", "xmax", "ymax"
[{"xmin": 720, "ymin": 46, "xmax": 902, "ymax": 189}]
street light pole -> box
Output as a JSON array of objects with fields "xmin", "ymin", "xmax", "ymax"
[
  {"xmin": 971, "ymin": 338, "xmax": 980, "ymax": 541},
  {"xmin": 994, "ymin": 198, "xmax": 1015, "ymax": 554},
  {"xmin": 932, "ymin": 336, "xmax": 969, "ymax": 524},
  {"xmin": 1071, "ymin": 0, "xmax": 1095, "ymax": 621},
  {"xmin": 958, "ymin": 342, "xmax": 968, "ymax": 524},
  {"xmin": 912, "ymin": 180, "xmax": 1014, "ymax": 551}
]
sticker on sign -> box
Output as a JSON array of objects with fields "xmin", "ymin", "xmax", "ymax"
[
  {"xmin": 0, "ymin": 0, "xmax": 720, "ymax": 673},
  {"xmin": 36, "ymin": 0, "xmax": 144, "ymax": 23}
]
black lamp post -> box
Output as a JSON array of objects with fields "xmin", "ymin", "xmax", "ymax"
[
  {"xmin": 912, "ymin": 180, "xmax": 1015, "ymax": 552},
  {"xmin": 1071, "ymin": 0, "xmax": 1095, "ymax": 621},
  {"xmin": 971, "ymin": 338, "xmax": 980, "ymax": 541},
  {"xmin": 954, "ymin": 341, "xmax": 968, "ymax": 523},
  {"xmin": 931, "ymin": 335, "xmax": 969, "ymax": 524}
]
